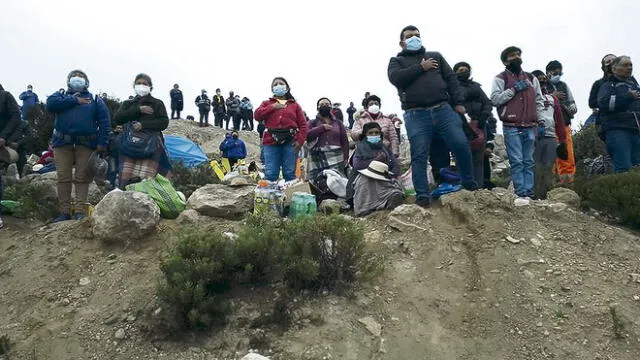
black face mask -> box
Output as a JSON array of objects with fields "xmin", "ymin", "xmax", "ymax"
[
  {"xmin": 318, "ymin": 106, "xmax": 332, "ymax": 117},
  {"xmin": 456, "ymin": 71, "xmax": 471, "ymax": 82},
  {"xmin": 506, "ymin": 58, "xmax": 523, "ymax": 73}
]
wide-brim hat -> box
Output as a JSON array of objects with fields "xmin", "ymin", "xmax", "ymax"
[{"xmin": 358, "ymin": 161, "xmax": 393, "ymax": 182}]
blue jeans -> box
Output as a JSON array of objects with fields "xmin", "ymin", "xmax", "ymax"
[
  {"xmin": 263, "ymin": 144, "xmax": 297, "ymax": 181},
  {"xmin": 503, "ymin": 127, "xmax": 536, "ymax": 197},
  {"xmin": 404, "ymin": 104, "xmax": 476, "ymax": 201},
  {"xmin": 606, "ymin": 129, "xmax": 640, "ymax": 173}
]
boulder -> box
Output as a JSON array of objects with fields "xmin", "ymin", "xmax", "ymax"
[
  {"xmin": 547, "ymin": 187, "xmax": 581, "ymax": 209},
  {"xmin": 92, "ymin": 190, "xmax": 160, "ymax": 244},
  {"xmin": 388, "ymin": 204, "xmax": 432, "ymax": 232},
  {"xmin": 26, "ymin": 171, "xmax": 105, "ymax": 204},
  {"xmin": 240, "ymin": 353, "xmax": 270, "ymax": 360},
  {"xmin": 187, "ymin": 184, "xmax": 254, "ymax": 220},
  {"xmin": 176, "ymin": 209, "xmax": 211, "ymax": 224},
  {"xmin": 319, "ymin": 199, "xmax": 342, "ymax": 215}
]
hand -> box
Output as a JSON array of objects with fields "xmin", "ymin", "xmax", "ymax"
[
  {"xmin": 454, "ymin": 105, "xmax": 466, "ymax": 115},
  {"xmin": 323, "ymin": 124, "xmax": 333, "ymax": 131},
  {"xmin": 629, "ymin": 90, "xmax": 640, "ymax": 99},
  {"xmin": 556, "ymin": 142, "xmax": 569, "ymax": 161},
  {"xmin": 420, "ymin": 58, "xmax": 439, "ymax": 71},
  {"xmin": 514, "ymin": 81, "xmax": 531, "ymax": 93},
  {"xmin": 77, "ymin": 97, "xmax": 91, "ymax": 105},
  {"xmin": 273, "ymin": 102, "xmax": 286, "ymax": 110},
  {"xmin": 96, "ymin": 145, "xmax": 107, "ymax": 154},
  {"xmin": 114, "ymin": 125, "xmax": 124, "ymax": 132},
  {"xmin": 133, "ymin": 122, "xmax": 143, "ymax": 131},
  {"xmin": 375, "ymin": 152, "xmax": 388, "ymax": 163},
  {"xmin": 140, "ymin": 105, "xmax": 154, "ymax": 115},
  {"xmin": 553, "ymin": 91, "xmax": 567, "ymax": 100}
]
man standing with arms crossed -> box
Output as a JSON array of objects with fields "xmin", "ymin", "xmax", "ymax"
[{"xmin": 387, "ymin": 25, "xmax": 477, "ymax": 207}]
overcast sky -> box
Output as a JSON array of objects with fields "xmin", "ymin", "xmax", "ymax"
[{"xmin": 1, "ymin": 0, "xmax": 637, "ymax": 130}]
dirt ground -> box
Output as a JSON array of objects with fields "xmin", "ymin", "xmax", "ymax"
[{"xmin": 1, "ymin": 189, "xmax": 640, "ymax": 360}]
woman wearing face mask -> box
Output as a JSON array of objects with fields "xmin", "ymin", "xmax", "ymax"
[
  {"xmin": 306, "ymin": 97, "xmax": 350, "ymax": 200},
  {"xmin": 350, "ymin": 95, "xmax": 400, "ymax": 157},
  {"xmin": 348, "ymin": 122, "xmax": 404, "ymax": 216},
  {"xmin": 254, "ymin": 77, "xmax": 308, "ymax": 182},
  {"xmin": 46, "ymin": 69, "xmax": 110, "ymax": 222},
  {"xmin": 113, "ymin": 73, "xmax": 170, "ymax": 188}
]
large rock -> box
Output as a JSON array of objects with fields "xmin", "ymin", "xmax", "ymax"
[
  {"xmin": 26, "ymin": 172, "xmax": 105, "ymax": 204},
  {"xmin": 187, "ymin": 184, "xmax": 254, "ymax": 220},
  {"xmin": 92, "ymin": 190, "xmax": 160, "ymax": 244},
  {"xmin": 547, "ymin": 187, "xmax": 581, "ymax": 209}
]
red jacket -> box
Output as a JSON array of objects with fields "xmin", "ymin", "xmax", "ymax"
[{"xmin": 254, "ymin": 98, "xmax": 308, "ymax": 146}]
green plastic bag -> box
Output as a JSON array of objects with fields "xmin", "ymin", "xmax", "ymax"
[
  {"xmin": 126, "ymin": 174, "xmax": 186, "ymax": 219},
  {"xmin": 1, "ymin": 200, "xmax": 20, "ymax": 213},
  {"xmin": 289, "ymin": 192, "xmax": 317, "ymax": 219}
]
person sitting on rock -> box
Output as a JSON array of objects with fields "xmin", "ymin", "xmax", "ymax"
[
  {"xmin": 352, "ymin": 160, "xmax": 404, "ymax": 217},
  {"xmin": 219, "ymin": 131, "xmax": 247, "ymax": 168}
]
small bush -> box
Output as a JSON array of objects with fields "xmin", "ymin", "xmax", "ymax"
[
  {"xmin": 572, "ymin": 125, "xmax": 607, "ymax": 173},
  {"xmin": 158, "ymin": 228, "xmax": 238, "ymax": 329},
  {"xmin": 170, "ymin": 161, "xmax": 218, "ymax": 198},
  {"xmin": 25, "ymin": 104, "xmax": 54, "ymax": 156},
  {"xmin": 575, "ymin": 169, "xmax": 640, "ymax": 228},
  {"xmin": 158, "ymin": 214, "xmax": 383, "ymax": 330},
  {"xmin": 3, "ymin": 182, "xmax": 58, "ymax": 221}
]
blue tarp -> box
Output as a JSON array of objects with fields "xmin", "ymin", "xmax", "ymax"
[{"xmin": 164, "ymin": 135, "xmax": 208, "ymax": 168}]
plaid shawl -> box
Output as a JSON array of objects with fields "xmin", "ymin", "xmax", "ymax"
[{"xmin": 307, "ymin": 145, "xmax": 345, "ymax": 182}]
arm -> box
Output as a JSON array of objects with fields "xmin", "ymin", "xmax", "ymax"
[
  {"xmin": 340, "ymin": 125, "xmax": 350, "ymax": 162},
  {"xmin": 0, "ymin": 93, "xmax": 21, "ymax": 140},
  {"xmin": 351, "ymin": 150, "xmax": 369, "ymax": 171},
  {"xmin": 141, "ymin": 99, "xmax": 170, "ymax": 131},
  {"xmin": 96, "ymin": 98, "xmax": 111, "ymax": 148},
  {"xmin": 588, "ymin": 80, "xmax": 601, "ymax": 109},
  {"xmin": 306, "ymin": 121, "xmax": 325, "ymax": 141},
  {"xmin": 387, "ymin": 57, "xmax": 424, "ymax": 89},
  {"xmin": 34, "ymin": 94, "xmax": 39, "ymax": 104},
  {"xmin": 350, "ymin": 118, "xmax": 364, "ymax": 141},
  {"xmin": 240, "ymin": 141, "xmax": 247, "ymax": 158},
  {"xmin": 219, "ymin": 139, "xmax": 230, "ymax": 151},
  {"xmin": 19, "ymin": 92, "xmax": 28, "ymax": 101},
  {"xmin": 113, "ymin": 100, "xmax": 141, "ymax": 125},
  {"xmin": 254, "ymin": 100, "xmax": 276, "ymax": 121},
  {"xmin": 598, "ymin": 82, "xmax": 634, "ymax": 112},
  {"xmin": 440, "ymin": 54, "xmax": 464, "ymax": 105},
  {"xmin": 386, "ymin": 120, "xmax": 400, "ymax": 156},
  {"xmin": 552, "ymin": 96, "xmax": 567, "ymax": 143},
  {"xmin": 45, "ymin": 92, "xmax": 79, "ymax": 112},
  {"xmin": 294, "ymin": 104, "xmax": 308, "ymax": 145},
  {"xmin": 479, "ymin": 86, "xmax": 494, "ymax": 123},
  {"xmin": 490, "ymin": 76, "xmax": 515, "ymax": 107},
  {"xmin": 388, "ymin": 149, "xmax": 401, "ymax": 177},
  {"xmin": 532, "ymin": 77, "xmax": 546, "ymax": 120}
]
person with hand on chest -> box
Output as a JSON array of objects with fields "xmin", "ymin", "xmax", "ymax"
[{"xmin": 387, "ymin": 25, "xmax": 477, "ymax": 208}]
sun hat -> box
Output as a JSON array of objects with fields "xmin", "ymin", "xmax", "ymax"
[{"xmin": 358, "ymin": 161, "xmax": 393, "ymax": 182}]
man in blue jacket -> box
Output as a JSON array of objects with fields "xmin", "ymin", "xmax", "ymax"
[
  {"xmin": 387, "ymin": 25, "xmax": 477, "ymax": 207},
  {"xmin": 219, "ymin": 131, "xmax": 247, "ymax": 168},
  {"xmin": 19, "ymin": 84, "xmax": 39, "ymax": 121},
  {"xmin": 46, "ymin": 70, "xmax": 110, "ymax": 222}
]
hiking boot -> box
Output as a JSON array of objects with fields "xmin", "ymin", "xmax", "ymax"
[
  {"xmin": 416, "ymin": 197, "xmax": 431, "ymax": 208},
  {"xmin": 74, "ymin": 213, "xmax": 86, "ymax": 221},
  {"xmin": 53, "ymin": 214, "xmax": 72, "ymax": 223}
]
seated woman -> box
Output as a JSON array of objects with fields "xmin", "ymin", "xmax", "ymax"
[
  {"xmin": 350, "ymin": 95, "xmax": 400, "ymax": 157},
  {"xmin": 306, "ymin": 97, "xmax": 349, "ymax": 201},
  {"xmin": 353, "ymin": 161, "xmax": 404, "ymax": 217},
  {"xmin": 113, "ymin": 73, "xmax": 170, "ymax": 188}
]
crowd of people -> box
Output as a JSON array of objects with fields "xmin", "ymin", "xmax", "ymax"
[{"xmin": 0, "ymin": 23, "xmax": 637, "ymax": 225}]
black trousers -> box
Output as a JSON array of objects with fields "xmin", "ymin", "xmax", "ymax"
[
  {"xmin": 231, "ymin": 112, "xmax": 241, "ymax": 131},
  {"xmin": 171, "ymin": 109, "xmax": 181, "ymax": 119},
  {"xmin": 214, "ymin": 112, "xmax": 225, "ymax": 128},
  {"xmin": 199, "ymin": 110, "xmax": 209, "ymax": 127}
]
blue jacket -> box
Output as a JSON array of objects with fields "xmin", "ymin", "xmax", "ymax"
[
  {"xmin": 46, "ymin": 89, "xmax": 110, "ymax": 149},
  {"xmin": 219, "ymin": 135, "xmax": 247, "ymax": 160},
  {"xmin": 19, "ymin": 90, "xmax": 39, "ymax": 118},
  {"xmin": 597, "ymin": 77, "xmax": 640, "ymax": 134}
]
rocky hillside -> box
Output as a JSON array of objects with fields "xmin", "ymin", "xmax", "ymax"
[{"xmin": 1, "ymin": 187, "xmax": 639, "ymax": 360}]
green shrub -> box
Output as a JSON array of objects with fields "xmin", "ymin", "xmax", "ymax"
[
  {"xmin": 3, "ymin": 182, "xmax": 58, "ymax": 221},
  {"xmin": 575, "ymin": 169, "xmax": 640, "ymax": 228},
  {"xmin": 572, "ymin": 125, "xmax": 607, "ymax": 173},
  {"xmin": 170, "ymin": 161, "xmax": 218, "ymax": 198},
  {"xmin": 158, "ymin": 228, "xmax": 238, "ymax": 329},
  {"xmin": 25, "ymin": 104, "xmax": 54, "ymax": 155},
  {"xmin": 158, "ymin": 214, "xmax": 383, "ymax": 330}
]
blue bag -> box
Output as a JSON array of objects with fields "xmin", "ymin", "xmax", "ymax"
[{"xmin": 117, "ymin": 122, "xmax": 160, "ymax": 159}]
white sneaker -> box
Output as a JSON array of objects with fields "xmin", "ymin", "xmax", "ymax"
[
  {"xmin": 514, "ymin": 197, "xmax": 532, "ymax": 207},
  {"xmin": 0, "ymin": 216, "xmax": 4, "ymax": 229}
]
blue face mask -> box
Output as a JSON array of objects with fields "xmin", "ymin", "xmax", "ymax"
[
  {"xmin": 69, "ymin": 76, "xmax": 86, "ymax": 91},
  {"xmin": 549, "ymin": 75, "xmax": 561, "ymax": 84},
  {"xmin": 366, "ymin": 135, "xmax": 382, "ymax": 144},
  {"xmin": 405, "ymin": 36, "xmax": 422, "ymax": 51},
  {"xmin": 272, "ymin": 84, "xmax": 288, "ymax": 97}
]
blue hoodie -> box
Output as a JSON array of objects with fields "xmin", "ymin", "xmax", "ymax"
[
  {"xmin": 19, "ymin": 90, "xmax": 39, "ymax": 118},
  {"xmin": 46, "ymin": 89, "xmax": 110, "ymax": 149},
  {"xmin": 219, "ymin": 134, "xmax": 247, "ymax": 160}
]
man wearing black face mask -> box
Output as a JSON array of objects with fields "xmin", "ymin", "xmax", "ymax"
[
  {"xmin": 491, "ymin": 46, "xmax": 545, "ymax": 202},
  {"xmin": 452, "ymin": 61, "xmax": 494, "ymax": 188}
]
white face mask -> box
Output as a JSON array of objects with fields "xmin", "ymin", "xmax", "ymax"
[
  {"xmin": 368, "ymin": 105, "xmax": 380, "ymax": 114},
  {"xmin": 134, "ymin": 84, "xmax": 151, "ymax": 97}
]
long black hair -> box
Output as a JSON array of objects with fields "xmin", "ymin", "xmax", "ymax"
[{"xmin": 271, "ymin": 77, "xmax": 295, "ymax": 100}]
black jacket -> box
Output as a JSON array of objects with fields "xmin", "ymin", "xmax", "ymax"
[
  {"xmin": 195, "ymin": 95, "xmax": 211, "ymax": 112},
  {"xmin": 597, "ymin": 77, "xmax": 640, "ymax": 135},
  {"xmin": 114, "ymin": 95, "xmax": 170, "ymax": 132},
  {"xmin": 388, "ymin": 48, "xmax": 464, "ymax": 110},
  {"xmin": 212, "ymin": 94, "xmax": 226, "ymax": 114},
  {"xmin": 0, "ymin": 90, "xmax": 21, "ymax": 141},
  {"xmin": 455, "ymin": 79, "xmax": 493, "ymax": 125},
  {"xmin": 589, "ymin": 76, "xmax": 608, "ymax": 109}
]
